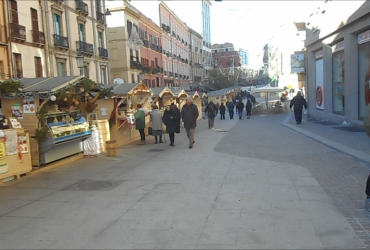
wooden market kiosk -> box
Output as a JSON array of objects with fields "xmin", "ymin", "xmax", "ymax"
[
  {"xmin": 191, "ymin": 91, "xmax": 203, "ymax": 120},
  {"xmin": 94, "ymin": 83, "xmax": 152, "ymax": 147},
  {"xmin": 150, "ymin": 87, "xmax": 175, "ymax": 110},
  {"xmin": 172, "ymin": 89, "xmax": 189, "ymax": 111},
  {"xmin": 0, "ymin": 76, "xmax": 113, "ymax": 169}
]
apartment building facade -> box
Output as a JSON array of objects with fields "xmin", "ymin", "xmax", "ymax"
[
  {"xmin": 189, "ymin": 27, "xmax": 203, "ymax": 86},
  {"xmin": 212, "ymin": 43, "xmax": 241, "ymax": 69},
  {"xmin": 0, "ymin": 0, "xmax": 10, "ymax": 80},
  {"xmin": 202, "ymin": 0, "xmax": 212, "ymax": 83},
  {"xmin": 106, "ymin": 0, "xmax": 142, "ymax": 84},
  {"xmin": 45, "ymin": 0, "xmax": 109, "ymax": 83},
  {"xmin": 160, "ymin": 2, "xmax": 190, "ymax": 89},
  {"xmin": 138, "ymin": 12, "xmax": 164, "ymax": 88}
]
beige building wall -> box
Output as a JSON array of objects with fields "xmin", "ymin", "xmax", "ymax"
[
  {"xmin": 44, "ymin": 0, "xmax": 109, "ymax": 83},
  {"xmin": 106, "ymin": 1, "xmax": 141, "ymax": 84}
]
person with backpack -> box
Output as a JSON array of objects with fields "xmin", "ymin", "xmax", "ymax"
[
  {"xmin": 289, "ymin": 91, "xmax": 307, "ymax": 124},
  {"xmin": 205, "ymin": 100, "xmax": 217, "ymax": 129}
]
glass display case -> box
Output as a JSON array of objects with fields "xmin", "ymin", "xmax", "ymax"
[{"xmin": 43, "ymin": 112, "xmax": 91, "ymax": 144}]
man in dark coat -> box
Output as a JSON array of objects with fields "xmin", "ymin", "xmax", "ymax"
[
  {"xmin": 205, "ymin": 100, "xmax": 217, "ymax": 129},
  {"xmin": 226, "ymin": 101, "xmax": 235, "ymax": 119},
  {"xmin": 289, "ymin": 91, "xmax": 307, "ymax": 124},
  {"xmin": 219, "ymin": 103, "xmax": 226, "ymax": 120},
  {"xmin": 236, "ymin": 101, "xmax": 245, "ymax": 120},
  {"xmin": 181, "ymin": 97, "xmax": 199, "ymax": 149}
]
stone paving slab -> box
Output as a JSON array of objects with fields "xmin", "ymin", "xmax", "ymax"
[{"xmin": 0, "ymin": 115, "xmax": 366, "ymax": 249}]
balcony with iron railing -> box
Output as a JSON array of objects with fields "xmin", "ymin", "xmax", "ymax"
[
  {"xmin": 10, "ymin": 23, "xmax": 26, "ymax": 40},
  {"xmin": 143, "ymin": 40, "xmax": 149, "ymax": 47},
  {"xmin": 96, "ymin": 11, "xmax": 105, "ymax": 23},
  {"xmin": 175, "ymin": 73, "xmax": 178, "ymax": 78},
  {"xmin": 169, "ymin": 72, "xmax": 173, "ymax": 77},
  {"xmin": 32, "ymin": 30, "xmax": 45, "ymax": 45},
  {"xmin": 98, "ymin": 47, "xmax": 108, "ymax": 58},
  {"xmin": 76, "ymin": 40, "xmax": 93, "ymax": 56},
  {"xmin": 76, "ymin": 0, "xmax": 88, "ymax": 16},
  {"xmin": 54, "ymin": 34, "xmax": 69, "ymax": 49}
]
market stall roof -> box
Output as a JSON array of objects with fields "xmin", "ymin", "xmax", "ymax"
[
  {"xmin": 104, "ymin": 82, "xmax": 152, "ymax": 96},
  {"xmin": 172, "ymin": 89, "xmax": 188, "ymax": 98},
  {"xmin": 202, "ymin": 92, "xmax": 208, "ymax": 98},
  {"xmin": 21, "ymin": 76, "xmax": 83, "ymax": 92},
  {"xmin": 192, "ymin": 91, "xmax": 200, "ymax": 99},
  {"xmin": 151, "ymin": 87, "xmax": 175, "ymax": 98}
]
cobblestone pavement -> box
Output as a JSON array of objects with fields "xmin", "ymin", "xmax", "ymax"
[{"xmin": 214, "ymin": 112, "xmax": 370, "ymax": 248}]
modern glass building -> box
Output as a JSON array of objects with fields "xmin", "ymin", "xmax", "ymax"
[{"xmin": 239, "ymin": 49, "xmax": 249, "ymax": 66}]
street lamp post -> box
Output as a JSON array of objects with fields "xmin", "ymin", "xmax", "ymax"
[
  {"xmin": 76, "ymin": 54, "xmax": 84, "ymax": 76},
  {"xmin": 139, "ymin": 71, "xmax": 145, "ymax": 83}
]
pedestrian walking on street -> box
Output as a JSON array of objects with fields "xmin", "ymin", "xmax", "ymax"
[
  {"xmin": 135, "ymin": 104, "xmax": 146, "ymax": 145},
  {"xmin": 289, "ymin": 91, "xmax": 307, "ymax": 124},
  {"xmin": 219, "ymin": 103, "xmax": 226, "ymax": 120},
  {"xmin": 162, "ymin": 105, "xmax": 178, "ymax": 147},
  {"xmin": 226, "ymin": 101, "xmax": 235, "ymax": 119},
  {"xmin": 150, "ymin": 105, "xmax": 163, "ymax": 144},
  {"xmin": 246, "ymin": 99, "xmax": 252, "ymax": 119},
  {"xmin": 171, "ymin": 102, "xmax": 181, "ymax": 133},
  {"xmin": 236, "ymin": 101, "xmax": 245, "ymax": 120},
  {"xmin": 205, "ymin": 100, "xmax": 217, "ymax": 129},
  {"xmin": 181, "ymin": 97, "xmax": 199, "ymax": 149}
]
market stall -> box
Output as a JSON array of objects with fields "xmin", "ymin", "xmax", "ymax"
[
  {"xmin": 191, "ymin": 91, "xmax": 202, "ymax": 120},
  {"xmin": 0, "ymin": 128, "xmax": 32, "ymax": 184},
  {"xmin": 0, "ymin": 76, "xmax": 113, "ymax": 168},
  {"xmin": 150, "ymin": 87, "xmax": 175, "ymax": 110},
  {"xmin": 95, "ymin": 82, "xmax": 152, "ymax": 147},
  {"xmin": 173, "ymin": 89, "xmax": 189, "ymax": 111}
]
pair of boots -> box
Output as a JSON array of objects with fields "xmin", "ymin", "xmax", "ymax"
[{"xmin": 155, "ymin": 136, "xmax": 163, "ymax": 144}]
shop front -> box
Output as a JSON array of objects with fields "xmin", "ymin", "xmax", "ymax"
[{"xmin": 95, "ymin": 83, "xmax": 152, "ymax": 147}]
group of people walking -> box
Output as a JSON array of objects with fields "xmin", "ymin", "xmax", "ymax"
[{"xmin": 134, "ymin": 97, "xmax": 199, "ymax": 149}]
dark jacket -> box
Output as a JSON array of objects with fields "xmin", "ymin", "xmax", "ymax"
[
  {"xmin": 236, "ymin": 102, "xmax": 245, "ymax": 111},
  {"xmin": 226, "ymin": 102, "xmax": 234, "ymax": 111},
  {"xmin": 171, "ymin": 105, "xmax": 181, "ymax": 128},
  {"xmin": 246, "ymin": 93, "xmax": 256, "ymax": 104},
  {"xmin": 162, "ymin": 109, "xmax": 178, "ymax": 133},
  {"xmin": 181, "ymin": 103, "xmax": 199, "ymax": 129},
  {"xmin": 289, "ymin": 95, "xmax": 307, "ymax": 110},
  {"xmin": 205, "ymin": 103, "xmax": 216, "ymax": 118},
  {"xmin": 219, "ymin": 104, "xmax": 226, "ymax": 114},
  {"xmin": 246, "ymin": 100, "xmax": 252, "ymax": 110}
]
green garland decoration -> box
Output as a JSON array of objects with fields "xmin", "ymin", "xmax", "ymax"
[{"xmin": 0, "ymin": 79, "xmax": 24, "ymax": 95}]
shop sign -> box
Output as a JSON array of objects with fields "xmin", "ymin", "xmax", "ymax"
[
  {"xmin": 291, "ymin": 53, "xmax": 305, "ymax": 73},
  {"xmin": 332, "ymin": 41, "xmax": 344, "ymax": 53},
  {"xmin": 358, "ymin": 30, "xmax": 370, "ymax": 44},
  {"xmin": 315, "ymin": 50, "xmax": 323, "ymax": 59},
  {"xmin": 0, "ymin": 160, "xmax": 8, "ymax": 174},
  {"xmin": 0, "ymin": 142, "xmax": 5, "ymax": 158}
]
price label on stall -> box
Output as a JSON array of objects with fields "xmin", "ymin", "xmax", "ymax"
[{"xmin": 0, "ymin": 142, "xmax": 6, "ymax": 158}]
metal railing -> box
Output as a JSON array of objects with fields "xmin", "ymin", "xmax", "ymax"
[
  {"xmin": 32, "ymin": 30, "xmax": 45, "ymax": 44},
  {"xmin": 10, "ymin": 23, "xmax": 26, "ymax": 40},
  {"xmin": 76, "ymin": 0, "xmax": 88, "ymax": 15},
  {"xmin": 76, "ymin": 40, "xmax": 93, "ymax": 55},
  {"xmin": 96, "ymin": 11, "xmax": 104, "ymax": 22},
  {"xmin": 54, "ymin": 34, "xmax": 69, "ymax": 48},
  {"xmin": 98, "ymin": 47, "xmax": 108, "ymax": 58}
]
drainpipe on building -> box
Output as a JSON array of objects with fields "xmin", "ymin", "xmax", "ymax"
[
  {"xmin": 40, "ymin": 0, "xmax": 51, "ymax": 77},
  {"xmin": 91, "ymin": 3, "xmax": 99, "ymax": 83},
  {"xmin": 104, "ymin": 1, "xmax": 111, "ymax": 84},
  {"xmin": 4, "ymin": 0, "xmax": 13, "ymax": 79},
  {"xmin": 65, "ymin": 7, "xmax": 73, "ymax": 76}
]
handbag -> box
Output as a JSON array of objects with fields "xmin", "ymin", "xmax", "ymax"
[{"xmin": 148, "ymin": 127, "xmax": 153, "ymax": 135}]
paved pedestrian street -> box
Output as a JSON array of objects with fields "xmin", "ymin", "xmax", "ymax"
[{"xmin": 0, "ymin": 113, "xmax": 369, "ymax": 249}]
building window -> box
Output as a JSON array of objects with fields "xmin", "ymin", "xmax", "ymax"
[
  {"xmin": 10, "ymin": 0, "xmax": 18, "ymax": 24},
  {"xmin": 34, "ymin": 56, "xmax": 43, "ymax": 77},
  {"xmin": 100, "ymin": 67, "xmax": 107, "ymax": 84},
  {"xmin": 13, "ymin": 53, "xmax": 22, "ymax": 78},
  {"xmin": 57, "ymin": 60, "xmax": 67, "ymax": 76},
  {"xmin": 332, "ymin": 49, "xmax": 344, "ymax": 115},
  {"xmin": 95, "ymin": 0, "xmax": 101, "ymax": 12},
  {"xmin": 53, "ymin": 13, "xmax": 62, "ymax": 35},
  {"xmin": 131, "ymin": 74, "xmax": 135, "ymax": 83},
  {"xmin": 83, "ymin": 64, "xmax": 89, "ymax": 78},
  {"xmin": 127, "ymin": 20, "xmax": 132, "ymax": 37},
  {"xmin": 359, "ymin": 41, "xmax": 370, "ymax": 120},
  {"xmin": 98, "ymin": 31, "xmax": 104, "ymax": 48},
  {"xmin": 31, "ymin": 8, "xmax": 39, "ymax": 32},
  {"xmin": 78, "ymin": 23, "xmax": 85, "ymax": 41}
]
